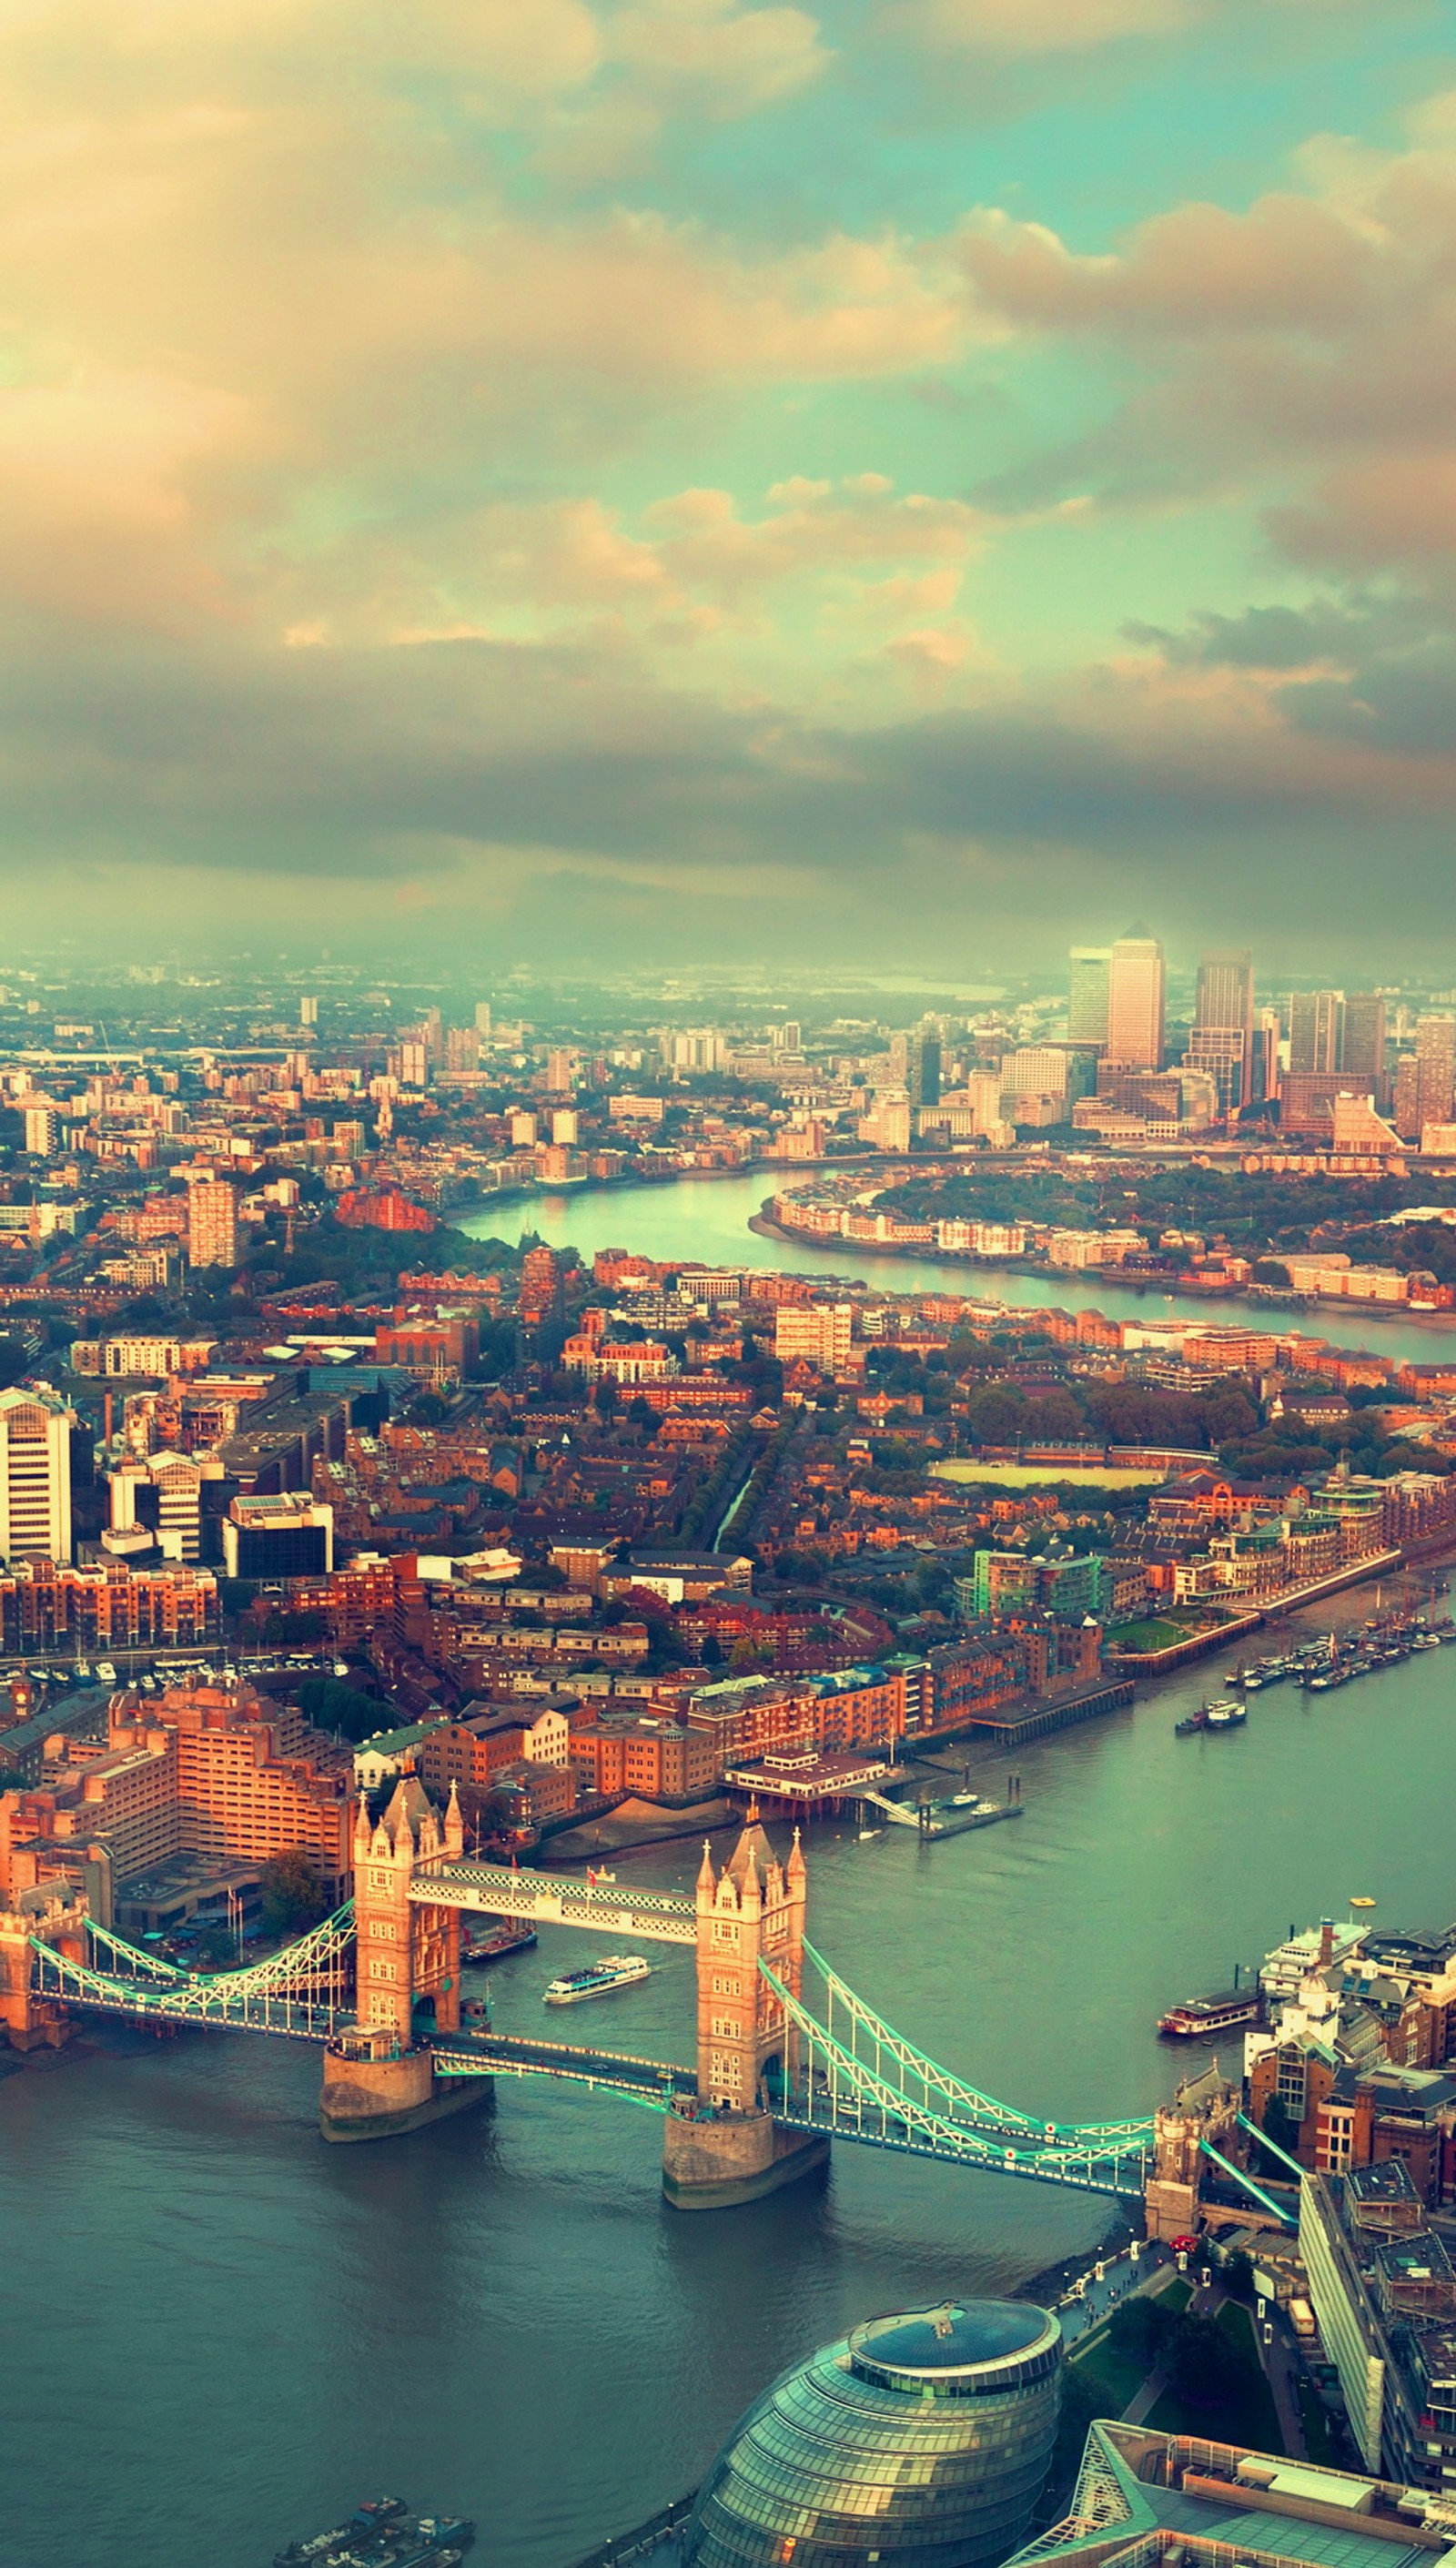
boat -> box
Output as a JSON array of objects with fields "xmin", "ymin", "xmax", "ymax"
[
  {"xmin": 544, "ymin": 1955, "xmax": 652, "ymax": 2006},
  {"xmin": 1158, "ymin": 1989, "xmax": 1261, "ymax": 2039},
  {"xmin": 1175, "ymin": 1711, "xmax": 1207, "ymax": 1736},
  {"xmin": 460, "ymin": 1922, "xmax": 538, "ymax": 1965},
  {"xmin": 95, "ymin": 1661, "xmax": 116, "ymax": 1685},
  {"xmin": 858, "ymin": 1826, "xmax": 884, "ymax": 1840},
  {"xmin": 1202, "ymin": 1699, "xmax": 1246, "ymax": 1727},
  {"xmin": 273, "ymin": 2496, "xmax": 474, "ymax": 2567}
]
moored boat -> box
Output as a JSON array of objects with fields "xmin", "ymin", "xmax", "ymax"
[
  {"xmin": 1158, "ymin": 1989, "xmax": 1261, "ymax": 2039},
  {"xmin": 461, "ymin": 1922, "xmax": 538, "ymax": 1965}
]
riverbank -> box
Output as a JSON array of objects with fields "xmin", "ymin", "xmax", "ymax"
[
  {"xmin": 753, "ymin": 1204, "xmax": 1456, "ymax": 1334},
  {"xmin": 466, "ymin": 1169, "xmax": 1456, "ymax": 1364}
]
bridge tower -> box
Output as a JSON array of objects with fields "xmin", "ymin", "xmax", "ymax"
[
  {"xmin": 1143, "ymin": 2062, "xmax": 1239, "ymax": 2239},
  {"xmin": 0, "ymin": 1886, "xmax": 88, "ymax": 2050},
  {"xmin": 663, "ymin": 1815, "xmax": 829, "ymax": 2211},
  {"xmin": 319, "ymin": 1774, "xmax": 487, "ymax": 2143}
]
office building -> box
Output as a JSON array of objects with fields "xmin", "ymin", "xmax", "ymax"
[
  {"xmin": 298, "ymin": 995, "xmax": 318, "ymax": 1027},
  {"xmin": 1343, "ymin": 992, "xmax": 1388, "ymax": 1100},
  {"xmin": 1067, "ymin": 947, "xmax": 1111, "ymax": 1046},
  {"xmin": 1002, "ymin": 2420, "xmax": 1456, "ymax": 2568},
  {"xmin": 1251, "ymin": 1005, "xmax": 1282, "ymax": 1105},
  {"xmin": 682, "ymin": 2299, "xmax": 1062, "ymax": 2568},
  {"xmin": 906, "ymin": 1026, "xmax": 942, "ymax": 1108},
  {"xmin": 221, "ymin": 1493, "xmax": 334, "ymax": 1580},
  {"xmin": 107, "ymin": 1453, "xmax": 206, "ymax": 1562},
  {"xmin": 1106, "ymin": 934, "xmax": 1165, "ymax": 1068},
  {"xmin": 773, "ymin": 1304, "xmax": 855, "ymax": 1374},
  {"xmin": 1289, "ymin": 989, "xmax": 1344, "ymax": 1074},
  {"xmin": 1416, "ymin": 1015, "xmax": 1456, "ymax": 1134},
  {"xmin": 23, "ymin": 1102, "xmax": 61, "ymax": 1157},
  {"xmin": 187, "ymin": 1180, "xmax": 238, "ymax": 1271},
  {"xmin": 474, "ymin": 1000, "xmax": 492, "ymax": 1037},
  {"xmin": 1187, "ymin": 949, "xmax": 1254, "ymax": 1116},
  {"xmin": 0, "ymin": 1387, "xmax": 74, "ymax": 1563}
]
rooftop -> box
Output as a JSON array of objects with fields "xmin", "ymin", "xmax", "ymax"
[{"xmin": 1007, "ymin": 2422, "xmax": 1456, "ymax": 2568}]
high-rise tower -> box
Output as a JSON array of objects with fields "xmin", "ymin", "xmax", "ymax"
[
  {"xmin": 1187, "ymin": 949, "xmax": 1254, "ymax": 1117},
  {"xmin": 0, "ymin": 1386, "xmax": 75, "ymax": 1563},
  {"xmin": 1105, "ymin": 934, "xmax": 1165, "ymax": 1069},
  {"xmin": 1067, "ymin": 949, "xmax": 1111, "ymax": 1047}
]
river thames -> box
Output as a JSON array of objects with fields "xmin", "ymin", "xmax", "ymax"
[
  {"xmin": 4, "ymin": 1178, "xmax": 1453, "ymax": 2568},
  {"xmin": 469, "ymin": 1168, "xmax": 1456, "ymax": 1370}
]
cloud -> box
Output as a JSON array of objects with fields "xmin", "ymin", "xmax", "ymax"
[
  {"xmin": 884, "ymin": 0, "xmax": 1192, "ymax": 60},
  {"xmin": 959, "ymin": 193, "xmax": 1375, "ymax": 332},
  {"xmin": 956, "ymin": 96, "xmax": 1456, "ymax": 578}
]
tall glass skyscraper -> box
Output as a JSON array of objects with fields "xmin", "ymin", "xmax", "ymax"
[
  {"xmin": 1106, "ymin": 934, "xmax": 1165, "ymax": 1069},
  {"xmin": 1067, "ymin": 948, "xmax": 1111, "ymax": 1046},
  {"xmin": 1187, "ymin": 948, "xmax": 1254, "ymax": 1117},
  {"xmin": 682, "ymin": 2299, "xmax": 1063, "ymax": 2568}
]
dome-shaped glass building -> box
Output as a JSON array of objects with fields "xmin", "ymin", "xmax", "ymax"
[{"xmin": 682, "ymin": 2298, "xmax": 1063, "ymax": 2568}]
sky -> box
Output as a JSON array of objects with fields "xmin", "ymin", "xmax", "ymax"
[{"xmin": 7, "ymin": 0, "xmax": 1456, "ymax": 976}]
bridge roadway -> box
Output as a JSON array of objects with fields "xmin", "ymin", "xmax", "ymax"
[
  {"xmin": 410, "ymin": 1860, "xmax": 699, "ymax": 1946},
  {"xmin": 432, "ymin": 2025, "xmax": 696, "ymax": 2106}
]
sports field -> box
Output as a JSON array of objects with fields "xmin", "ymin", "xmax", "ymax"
[{"xmin": 929, "ymin": 1460, "xmax": 1168, "ymax": 1488}]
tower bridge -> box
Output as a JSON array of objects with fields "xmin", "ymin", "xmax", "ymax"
[{"xmin": 5, "ymin": 1775, "xmax": 1264, "ymax": 2223}]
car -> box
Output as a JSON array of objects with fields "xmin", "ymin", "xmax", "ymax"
[{"xmin": 1168, "ymin": 2234, "xmax": 1200, "ymax": 2253}]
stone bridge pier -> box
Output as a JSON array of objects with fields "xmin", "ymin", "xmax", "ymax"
[{"xmin": 0, "ymin": 1887, "xmax": 88, "ymax": 2050}]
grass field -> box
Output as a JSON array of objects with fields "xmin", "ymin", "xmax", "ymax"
[
  {"xmin": 930, "ymin": 1461, "xmax": 1168, "ymax": 1488},
  {"xmin": 1105, "ymin": 1616, "xmax": 1199, "ymax": 1653},
  {"xmin": 1067, "ymin": 2332, "xmax": 1153, "ymax": 2417}
]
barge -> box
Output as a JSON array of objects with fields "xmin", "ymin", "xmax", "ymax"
[{"xmin": 273, "ymin": 2495, "xmax": 474, "ymax": 2567}]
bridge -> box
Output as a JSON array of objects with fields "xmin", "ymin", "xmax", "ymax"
[{"xmin": 8, "ymin": 1776, "xmax": 1245, "ymax": 2221}]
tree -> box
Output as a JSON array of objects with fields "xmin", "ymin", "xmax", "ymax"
[
  {"xmin": 1166, "ymin": 2313, "xmax": 1244, "ymax": 2410},
  {"xmin": 964, "ymin": 1387, "xmax": 1030, "ymax": 1446},
  {"xmin": 258, "ymin": 1848, "xmax": 329, "ymax": 1938},
  {"xmin": 1108, "ymin": 2296, "xmax": 1178, "ymax": 2368},
  {"xmin": 295, "ymin": 1676, "xmax": 387, "ymax": 1743}
]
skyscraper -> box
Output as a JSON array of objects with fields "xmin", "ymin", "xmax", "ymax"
[
  {"xmin": 1187, "ymin": 949, "xmax": 1254, "ymax": 1116},
  {"xmin": 1067, "ymin": 948, "xmax": 1111, "ymax": 1046},
  {"xmin": 1341, "ymin": 992, "xmax": 1388, "ymax": 1107},
  {"xmin": 1105, "ymin": 934, "xmax": 1165, "ymax": 1069},
  {"xmin": 1289, "ymin": 990, "xmax": 1344, "ymax": 1074},
  {"xmin": 187, "ymin": 1180, "xmax": 238, "ymax": 1272},
  {"xmin": 0, "ymin": 1385, "xmax": 75, "ymax": 1562},
  {"xmin": 1416, "ymin": 1015, "xmax": 1456, "ymax": 1134},
  {"xmin": 907, "ymin": 1027, "xmax": 941, "ymax": 1108}
]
